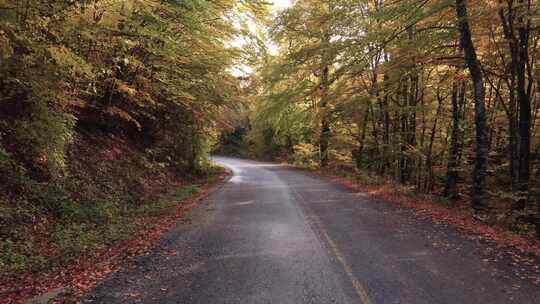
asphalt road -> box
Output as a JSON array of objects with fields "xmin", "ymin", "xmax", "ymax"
[{"xmin": 84, "ymin": 156, "xmax": 540, "ymax": 304}]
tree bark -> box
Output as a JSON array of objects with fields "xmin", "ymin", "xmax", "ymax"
[
  {"xmin": 399, "ymin": 78, "xmax": 410, "ymax": 184},
  {"xmin": 380, "ymin": 73, "xmax": 391, "ymax": 175},
  {"xmin": 455, "ymin": 0, "xmax": 490, "ymax": 216},
  {"xmin": 498, "ymin": 0, "xmax": 524, "ymax": 193},
  {"xmin": 498, "ymin": 0, "xmax": 533, "ymax": 221},
  {"xmin": 354, "ymin": 104, "xmax": 370, "ymax": 169},
  {"xmin": 319, "ymin": 66, "xmax": 331, "ymax": 168},
  {"xmin": 516, "ymin": 0, "xmax": 531, "ymax": 208},
  {"xmin": 425, "ymin": 87, "xmax": 443, "ymax": 192},
  {"xmin": 444, "ymin": 82, "xmax": 465, "ymax": 199}
]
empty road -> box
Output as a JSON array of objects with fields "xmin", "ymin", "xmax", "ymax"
[{"xmin": 84, "ymin": 157, "xmax": 539, "ymax": 303}]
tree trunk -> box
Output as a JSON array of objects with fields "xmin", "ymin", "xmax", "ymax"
[
  {"xmin": 499, "ymin": 0, "xmax": 533, "ymax": 226},
  {"xmin": 399, "ymin": 78, "xmax": 410, "ymax": 184},
  {"xmin": 425, "ymin": 88, "xmax": 443, "ymax": 192},
  {"xmin": 380, "ymin": 73, "xmax": 391, "ymax": 175},
  {"xmin": 455, "ymin": 0, "xmax": 490, "ymax": 216},
  {"xmin": 319, "ymin": 66, "xmax": 331, "ymax": 168},
  {"xmin": 444, "ymin": 82, "xmax": 465, "ymax": 199},
  {"xmin": 354, "ymin": 105, "xmax": 370, "ymax": 169},
  {"xmin": 516, "ymin": 1, "xmax": 531, "ymax": 209},
  {"xmin": 408, "ymin": 72, "xmax": 418, "ymax": 183},
  {"xmin": 498, "ymin": 0, "xmax": 521, "ymax": 191}
]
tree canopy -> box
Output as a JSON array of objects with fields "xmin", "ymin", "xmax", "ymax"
[{"xmin": 224, "ymin": 0, "xmax": 540, "ymax": 236}]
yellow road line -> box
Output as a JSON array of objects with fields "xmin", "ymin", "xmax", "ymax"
[
  {"xmin": 289, "ymin": 186, "xmax": 373, "ymax": 304},
  {"xmin": 318, "ymin": 224, "xmax": 373, "ymax": 304}
]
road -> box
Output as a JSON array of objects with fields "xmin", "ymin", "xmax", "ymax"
[{"xmin": 84, "ymin": 157, "xmax": 539, "ymax": 303}]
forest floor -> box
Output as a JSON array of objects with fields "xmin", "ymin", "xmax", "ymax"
[
  {"xmin": 1, "ymin": 171, "xmax": 229, "ymax": 304},
  {"xmin": 0, "ymin": 133, "xmax": 230, "ymax": 304}
]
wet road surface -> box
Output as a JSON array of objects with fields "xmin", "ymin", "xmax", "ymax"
[{"xmin": 84, "ymin": 157, "xmax": 540, "ymax": 303}]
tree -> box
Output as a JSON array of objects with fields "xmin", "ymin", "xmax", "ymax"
[
  {"xmin": 222, "ymin": 0, "xmax": 540, "ymax": 236},
  {"xmin": 455, "ymin": 0, "xmax": 490, "ymax": 217}
]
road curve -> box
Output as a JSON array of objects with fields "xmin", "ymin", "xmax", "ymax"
[{"xmin": 84, "ymin": 156, "xmax": 539, "ymax": 304}]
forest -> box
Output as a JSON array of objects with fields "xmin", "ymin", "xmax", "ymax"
[
  {"xmin": 0, "ymin": 0, "xmax": 265, "ymax": 298},
  {"xmin": 220, "ymin": 0, "xmax": 540, "ymax": 237},
  {"xmin": 1, "ymin": 0, "xmax": 540, "ymax": 301}
]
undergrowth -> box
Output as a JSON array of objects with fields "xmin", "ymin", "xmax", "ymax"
[{"xmin": 0, "ymin": 134, "xmax": 221, "ymax": 277}]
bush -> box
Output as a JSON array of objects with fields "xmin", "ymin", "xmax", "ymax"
[
  {"xmin": 0, "ymin": 145, "xmax": 30, "ymax": 189},
  {"xmin": 12, "ymin": 99, "xmax": 75, "ymax": 179},
  {"xmin": 0, "ymin": 239, "xmax": 47, "ymax": 274},
  {"xmin": 0, "ymin": 240, "xmax": 29, "ymax": 273},
  {"xmin": 41, "ymin": 187, "xmax": 119, "ymax": 224},
  {"xmin": 135, "ymin": 185, "xmax": 198, "ymax": 216},
  {"xmin": 53, "ymin": 223, "xmax": 101, "ymax": 259},
  {"xmin": 292, "ymin": 143, "xmax": 319, "ymax": 168}
]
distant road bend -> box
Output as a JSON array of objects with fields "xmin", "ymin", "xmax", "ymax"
[{"xmin": 85, "ymin": 157, "xmax": 539, "ymax": 304}]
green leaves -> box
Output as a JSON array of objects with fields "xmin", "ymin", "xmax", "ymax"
[
  {"xmin": 0, "ymin": 0, "xmax": 263, "ymax": 175},
  {"xmin": 12, "ymin": 99, "xmax": 76, "ymax": 178},
  {"xmin": 48, "ymin": 45, "xmax": 94, "ymax": 77}
]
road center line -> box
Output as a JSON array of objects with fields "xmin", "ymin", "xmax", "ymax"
[
  {"xmin": 289, "ymin": 187, "xmax": 373, "ymax": 304},
  {"xmin": 314, "ymin": 217, "xmax": 373, "ymax": 304}
]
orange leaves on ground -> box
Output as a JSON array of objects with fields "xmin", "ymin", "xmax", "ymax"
[
  {"xmin": 322, "ymin": 171, "xmax": 540, "ymax": 258},
  {"xmin": 0, "ymin": 171, "xmax": 229, "ymax": 304}
]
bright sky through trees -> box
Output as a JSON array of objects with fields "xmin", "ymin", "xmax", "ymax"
[
  {"xmin": 231, "ymin": 0, "xmax": 292, "ymax": 76},
  {"xmin": 272, "ymin": 0, "xmax": 292, "ymax": 10}
]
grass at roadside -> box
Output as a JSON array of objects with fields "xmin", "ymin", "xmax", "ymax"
[
  {"xmin": 0, "ymin": 184, "xmax": 200, "ymax": 276},
  {"xmin": 0, "ymin": 163, "xmax": 228, "ymax": 303}
]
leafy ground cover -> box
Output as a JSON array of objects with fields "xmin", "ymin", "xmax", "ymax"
[{"xmin": 0, "ymin": 133, "xmax": 229, "ymax": 304}]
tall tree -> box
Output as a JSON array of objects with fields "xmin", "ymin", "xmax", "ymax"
[{"xmin": 455, "ymin": 0, "xmax": 490, "ymax": 217}]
